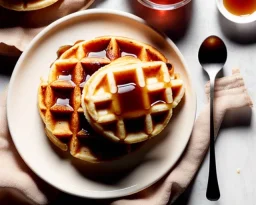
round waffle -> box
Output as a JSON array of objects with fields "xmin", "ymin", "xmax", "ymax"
[
  {"xmin": 82, "ymin": 56, "xmax": 185, "ymax": 144},
  {"xmin": 38, "ymin": 36, "xmax": 170, "ymax": 162},
  {"xmin": 0, "ymin": 0, "xmax": 58, "ymax": 11}
]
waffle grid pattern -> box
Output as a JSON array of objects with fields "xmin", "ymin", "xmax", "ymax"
[
  {"xmin": 82, "ymin": 60, "xmax": 184, "ymax": 144},
  {"xmin": 38, "ymin": 36, "xmax": 171, "ymax": 162}
]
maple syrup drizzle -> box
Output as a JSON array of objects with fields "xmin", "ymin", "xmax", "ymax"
[
  {"xmin": 117, "ymin": 83, "xmax": 144, "ymax": 113},
  {"xmin": 56, "ymin": 69, "xmax": 73, "ymax": 82},
  {"xmin": 52, "ymin": 89, "xmax": 73, "ymax": 108},
  {"xmin": 88, "ymin": 50, "xmax": 107, "ymax": 58},
  {"xmin": 149, "ymin": 89, "xmax": 167, "ymax": 107},
  {"xmin": 58, "ymin": 74, "xmax": 72, "ymax": 81},
  {"xmin": 56, "ymin": 98, "xmax": 70, "ymax": 106},
  {"xmin": 151, "ymin": 100, "xmax": 166, "ymax": 106},
  {"xmin": 121, "ymin": 51, "xmax": 137, "ymax": 58},
  {"xmin": 117, "ymin": 83, "xmax": 136, "ymax": 94}
]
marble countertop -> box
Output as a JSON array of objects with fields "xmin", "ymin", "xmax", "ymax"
[{"xmin": 1, "ymin": 0, "xmax": 255, "ymax": 204}]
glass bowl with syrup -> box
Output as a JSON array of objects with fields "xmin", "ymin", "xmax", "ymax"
[{"xmin": 216, "ymin": 0, "xmax": 256, "ymax": 23}]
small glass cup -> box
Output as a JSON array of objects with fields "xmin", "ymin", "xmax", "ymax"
[
  {"xmin": 134, "ymin": 0, "xmax": 192, "ymax": 40},
  {"xmin": 137, "ymin": 0, "xmax": 191, "ymax": 11}
]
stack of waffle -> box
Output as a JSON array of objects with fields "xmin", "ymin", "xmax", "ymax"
[{"xmin": 38, "ymin": 36, "xmax": 185, "ymax": 163}]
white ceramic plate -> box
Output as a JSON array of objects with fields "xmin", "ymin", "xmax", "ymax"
[{"xmin": 7, "ymin": 9, "xmax": 196, "ymax": 199}]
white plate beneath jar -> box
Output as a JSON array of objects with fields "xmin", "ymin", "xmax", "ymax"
[{"xmin": 7, "ymin": 9, "xmax": 196, "ymax": 199}]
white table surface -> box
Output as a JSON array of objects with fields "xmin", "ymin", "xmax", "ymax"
[{"xmin": 1, "ymin": 0, "xmax": 256, "ymax": 204}]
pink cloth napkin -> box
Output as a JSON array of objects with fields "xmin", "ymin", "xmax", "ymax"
[
  {"xmin": 0, "ymin": 89, "xmax": 58, "ymax": 205},
  {"xmin": 0, "ymin": 0, "xmax": 94, "ymax": 55},
  {"xmin": 0, "ymin": 68, "xmax": 253, "ymax": 205}
]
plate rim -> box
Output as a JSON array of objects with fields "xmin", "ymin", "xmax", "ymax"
[{"xmin": 7, "ymin": 8, "xmax": 197, "ymax": 199}]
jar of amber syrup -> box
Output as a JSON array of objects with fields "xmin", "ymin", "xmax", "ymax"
[
  {"xmin": 138, "ymin": 0, "xmax": 191, "ymax": 10},
  {"xmin": 134, "ymin": 0, "xmax": 192, "ymax": 40}
]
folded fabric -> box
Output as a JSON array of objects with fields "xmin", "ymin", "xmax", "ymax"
[
  {"xmin": 0, "ymin": 68, "xmax": 252, "ymax": 205},
  {"xmin": 0, "ymin": 89, "xmax": 59, "ymax": 205},
  {"xmin": 0, "ymin": 0, "xmax": 94, "ymax": 55},
  {"xmin": 110, "ymin": 68, "xmax": 253, "ymax": 205}
]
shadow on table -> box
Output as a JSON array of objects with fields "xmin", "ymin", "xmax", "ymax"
[
  {"xmin": 170, "ymin": 106, "xmax": 253, "ymax": 205},
  {"xmin": 218, "ymin": 12, "xmax": 256, "ymax": 44},
  {"xmin": 0, "ymin": 43, "xmax": 21, "ymax": 76},
  {"xmin": 221, "ymin": 106, "xmax": 253, "ymax": 129},
  {"xmin": 171, "ymin": 179, "xmax": 195, "ymax": 205},
  {"xmin": 0, "ymin": 55, "xmax": 20, "ymax": 76},
  {"xmin": 127, "ymin": 0, "xmax": 194, "ymax": 43}
]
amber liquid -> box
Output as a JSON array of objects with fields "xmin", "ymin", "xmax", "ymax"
[
  {"xmin": 150, "ymin": 0, "xmax": 184, "ymax": 4},
  {"xmin": 88, "ymin": 50, "xmax": 107, "ymax": 58},
  {"xmin": 53, "ymin": 89, "xmax": 73, "ymax": 109},
  {"xmin": 223, "ymin": 0, "xmax": 256, "ymax": 16},
  {"xmin": 117, "ymin": 82, "xmax": 145, "ymax": 113}
]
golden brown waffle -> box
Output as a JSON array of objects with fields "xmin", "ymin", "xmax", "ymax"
[
  {"xmin": 38, "ymin": 36, "xmax": 170, "ymax": 162},
  {"xmin": 0, "ymin": 0, "xmax": 58, "ymax": 11},
  {"xmin": 82, "ymin": 57, "xmax": 185, "ymax": 144}
]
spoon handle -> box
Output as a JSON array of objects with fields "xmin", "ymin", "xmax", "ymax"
[{"xmin": 206, "ymin": 76, "xmax": 220, "ymax": 201}]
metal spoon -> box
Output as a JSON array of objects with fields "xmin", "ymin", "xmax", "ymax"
[{"xmin": 198, "ymin": 35, "xmax": 227, "ymax": 201}]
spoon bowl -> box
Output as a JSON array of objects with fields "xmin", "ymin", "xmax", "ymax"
[
  {"xmin": 198, "ymin": 35, "xmax": 227, "ymax": 201},
  {"xmin": 199, "ymin": 36, "xmax": 227, "ymax": 67}
]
